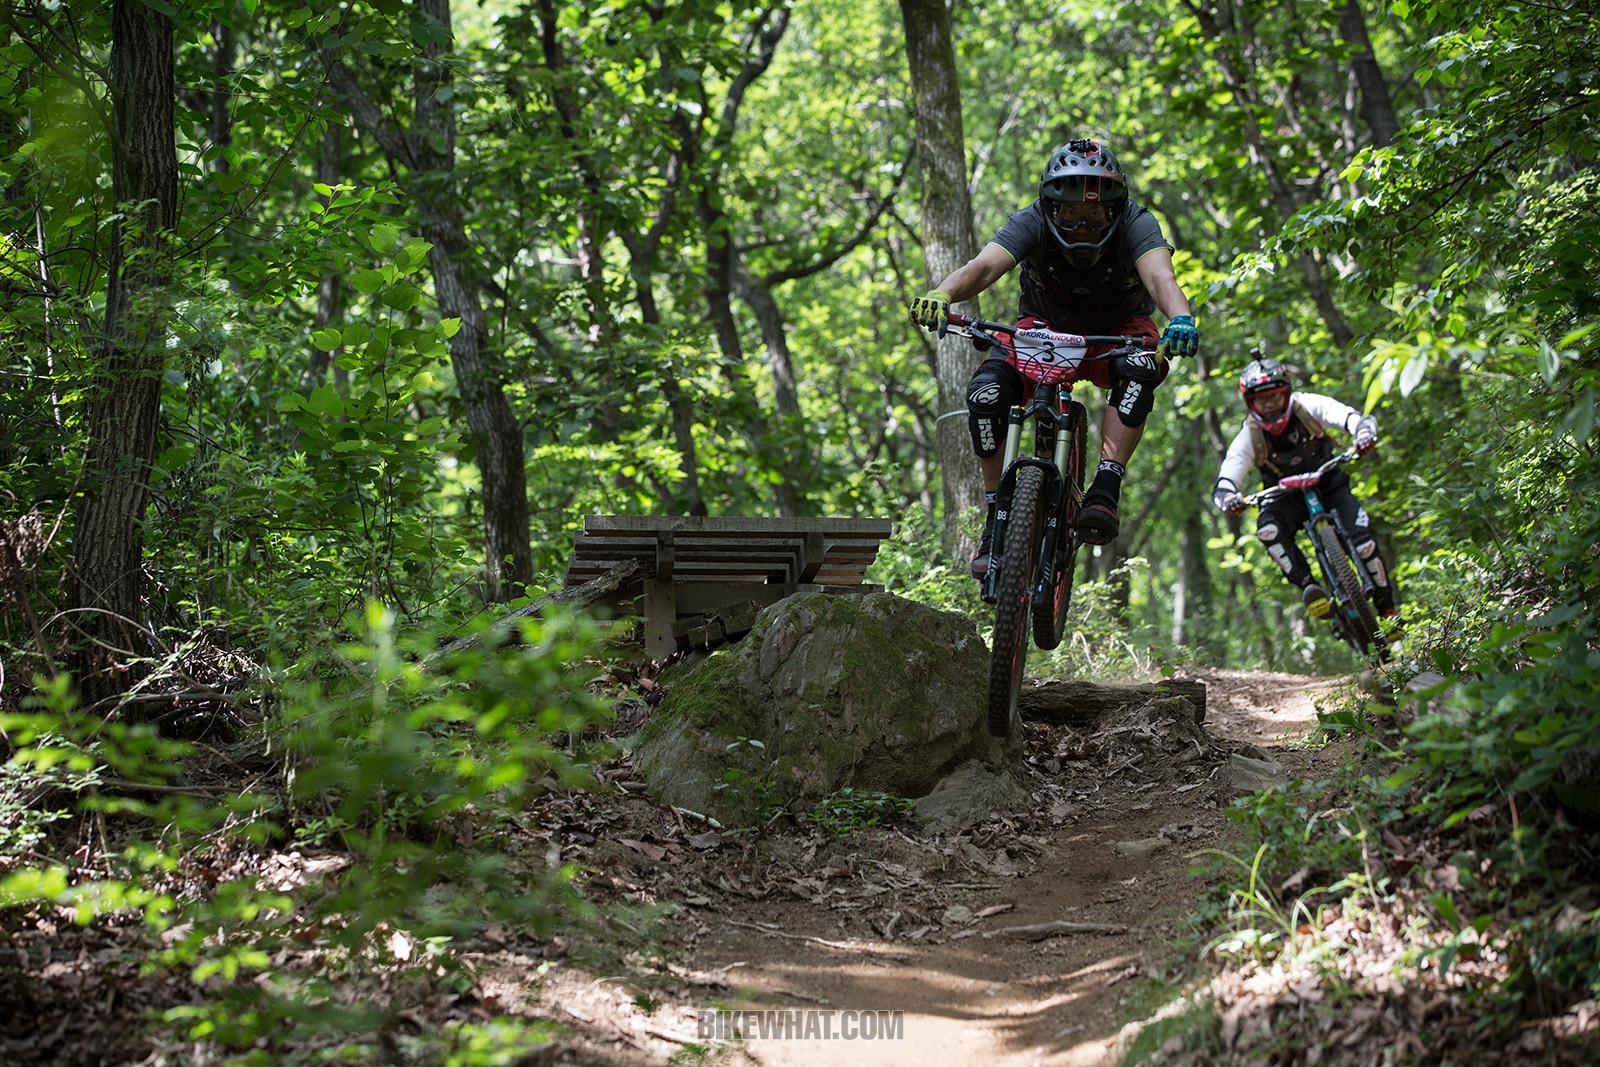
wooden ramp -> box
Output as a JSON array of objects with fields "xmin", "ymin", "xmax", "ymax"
[{"xmin": 563, "ymin": 516, "xmax": 894, "ymax": 657}]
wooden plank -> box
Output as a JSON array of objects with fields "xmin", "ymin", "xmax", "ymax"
[
  {"xmin": 583, "ymin": 515, "xmax": 892, "ymax": 538},
  {"xmin": 641, "ymin": 534, "xmax": 676, "ymax": 659}
]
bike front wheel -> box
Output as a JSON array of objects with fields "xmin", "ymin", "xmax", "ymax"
[
  {"xmin": 988, "ymin": 464, "xmax": 1046, "ymax": 737},
  {"xmin": 1317, "ymin": 521, "xmax": 1385, "ymax": 660},
  {"xmin": 1032, "ymin": 402, "xmax": 1087, "ymax": 650}
]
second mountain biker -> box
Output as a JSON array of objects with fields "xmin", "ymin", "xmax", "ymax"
[
  {"xmin": 1212, "ymin": 356, "xmax": 1401, "ymax": 635},
  {"xmin": 908, "ymin": 137, "xmax": 1200, "ymax": 573}
]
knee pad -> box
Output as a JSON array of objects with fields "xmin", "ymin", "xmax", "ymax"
[
  {"xmin": 1109, "ymin": 373, "xmax": 1157, "ymax": 426},
  {"xmin": 1256, "ymin": 523, "xmax": 1281, "ymax": 545},
  {"xmin": 1265, "ymin": 543, "xmax": 1296, "ymax": 577},
  {"xmin": 966, "ymin": 361, "xmax": 1020, "ymax": 458},
  {"xmin": 1356, "ymin": 538, "xmax": 1390, "ymax": 587}
]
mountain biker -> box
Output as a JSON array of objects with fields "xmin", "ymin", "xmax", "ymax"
[
  {"xmin": 1212, "ymin": 356, "xmax": 1399, "ymax": 628},
  {"xmin": 908, "ymin": 138, "xmax": 1199, "ymax": 578}
]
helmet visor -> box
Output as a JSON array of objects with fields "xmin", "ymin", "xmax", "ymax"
[{"xmin": 1247, "ymin": 387, "xmax": 1290, "ymax": 421}]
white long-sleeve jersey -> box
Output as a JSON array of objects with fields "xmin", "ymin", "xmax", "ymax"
[{"xmin": 1212, "ymin": 392, "xmax": 1377, "ymax": 507}]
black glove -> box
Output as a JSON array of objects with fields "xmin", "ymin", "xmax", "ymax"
[
  {"xmin": 1220, "ymin": 491, "xmax": 1247, "ymax": 515},
  {"xmin": 1353, "ymin": 429, "xmax": 1377, "ymax": 455}
]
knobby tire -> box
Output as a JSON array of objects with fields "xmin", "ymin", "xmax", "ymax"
[
  {"xmin": 1032, "ymin": 403, "xmax": 1087, "ymax": 650},
  {"xmin": 988, "ymin": 465, "xmax": 1046, "ymax": 737},
  {"xmin": 1318, "ymin": 521, "xmax": 1384, "ymax": 659}
]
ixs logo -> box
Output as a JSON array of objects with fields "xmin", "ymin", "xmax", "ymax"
[
  {"xmin": 697, "ymin": 1009, "xmax": 905, "ymax": 1041},
  {"xmin": 1117, "ymin": 381, "xmax": 1143, "ymax": 416}
]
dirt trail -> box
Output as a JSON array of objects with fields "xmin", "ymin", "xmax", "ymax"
[{"xmin": 526, "ymin": 667, "xmax": 1361, "ymax": 1066}]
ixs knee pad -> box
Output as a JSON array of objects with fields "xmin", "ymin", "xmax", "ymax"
[
  {"xmin": 1108, "ymin": 350, "xmax": 1163, "ymax": 427},
  {"xmin": 1257, "ymin": 523, "xmax": 1307, "ymax": 584},
  {"xmin": 1355, "ymin": 536, "xmax": 1390, "ymax": 587},
  {"xmin": 966, "ymin": 359, "xmax": 1022, "ymax": 458}
]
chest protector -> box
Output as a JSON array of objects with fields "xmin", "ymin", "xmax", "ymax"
[
  {"xmin": 1020, "ymin": 231, "xmax": 1153, "ymax": 334},
  {"xmin": 1252, "ymin": 404, "xmax": 1335, "ymax": 482}
]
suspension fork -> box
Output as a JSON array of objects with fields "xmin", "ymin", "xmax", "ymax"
[
  {"xmin": 1031, "ymin": 386, "xmax": 1079, "ymax": 599},
  {"xmin": 986, "ymin": 387, "xmax": 1072, "ymax": 603}
]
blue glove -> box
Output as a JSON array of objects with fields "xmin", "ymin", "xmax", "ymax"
[{"xmin": 1158, "ymin": 315, "xmax": 1199, "ymax": 358}]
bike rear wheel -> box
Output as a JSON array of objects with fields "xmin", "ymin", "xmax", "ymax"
[
  {"xmin": 1032, "ymin": 402, "xmax": 1087, "ymax": 650},
  {"xmin": 988, "ymin": 465, "xmax": 1046, "ymax": 737},
  {"xmin": 1317, "ymin": 521, "xmax": 1385, "ymax": 660}
]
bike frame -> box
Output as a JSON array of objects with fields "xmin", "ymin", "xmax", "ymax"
[
  {"xmin": 1249, "ymin": 449, "xmax": 1383, "ymax": 651},
  {"xmin": 1299, "ymin": 485, "xmax": 1380, "ymax": 622}
]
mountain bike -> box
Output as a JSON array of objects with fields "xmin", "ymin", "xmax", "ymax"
[
  {"xmin": 941, "ymin": 313, "xmax": 1159, "ymax": 737},
  {"xmin": 1241, "ymin": 447, "xmax": 1390, "ymax": 662}
]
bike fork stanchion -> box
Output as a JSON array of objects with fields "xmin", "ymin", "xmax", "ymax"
[{"xmin": 983, "ymin": 407, "xmax": 1029, "ymax": 604}]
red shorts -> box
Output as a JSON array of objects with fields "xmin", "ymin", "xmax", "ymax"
[{"xmin": 1012, "ymin": 314, "xmax": 1168, "ymax": 390}]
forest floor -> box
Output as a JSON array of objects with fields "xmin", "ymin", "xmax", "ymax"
[
  {"xmin": 497, "ymin": 665, "xmax": 1360, "ymax": 1067},
  {"xmin": 20, "ymin": 663, "xmax": 1592, "ymax": 1066}
]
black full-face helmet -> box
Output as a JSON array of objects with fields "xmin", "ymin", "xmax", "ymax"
[
  {"xmin": 1039, "ymin": 138, "xmax": 1129, "ymax": 267},
  {"xmin": 1239, "ymin": 357, "xmax": 1294, "ymax": 435}
]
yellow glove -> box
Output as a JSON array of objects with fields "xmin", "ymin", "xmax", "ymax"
[{"xmin": 908, "ymin": 289, "xmax": 951, "ymax": 331}]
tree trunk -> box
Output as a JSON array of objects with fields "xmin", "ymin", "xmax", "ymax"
[
  {"xmin": 1339, "ymin": 0, "xmax": 1399, "ymax": 148},
  {"xmin": 899, "ymin": 0, "xmax": 983, "ymax": 554},
  {"xmin": 321, "ymin": 0, "xmax": 534, "ymax": 601},
  {"xmin": 1019, "ymin": 678, "xmax": 1208, "ymax": 727},
  {"xmin": 1195, "ymin": 4, "xmax": 1355, "ymax": 350},
  {"xmin": 67, "ymin": 0, "xmax": 178, "ymax": 698},
  {"xmin": 309, "ymin": 123, "xmax": 345, "ymax": 388}
]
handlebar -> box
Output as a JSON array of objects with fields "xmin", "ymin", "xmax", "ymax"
[
  {"xmin": 1240, "ymin": 447, "xmax": 1366, "ymax": 508},
  {"xmin": 942, "ymin": 313, "xmax": 1157, "ymax": 351}
]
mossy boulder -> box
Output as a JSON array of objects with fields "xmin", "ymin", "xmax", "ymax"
[{"xmin": 633, "ymin": 590, "xmax": 1018, "ymax": 826}]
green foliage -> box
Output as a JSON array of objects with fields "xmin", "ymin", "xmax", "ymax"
[
  {"xmin": 807, "ymin": 787, "xmax": 913, "ymax": 835},
  {"xmin": 2, "ymin": 607, "xmax": 613, "ymax": 1062}
]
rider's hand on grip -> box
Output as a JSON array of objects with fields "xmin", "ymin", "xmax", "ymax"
[
  {"xmin": 1157, "ymin": 314, "xmax": 1199, "ymax": 358},
  {"xmin": 1221, "ymin": 491, "xmax": 1247, "ymax": 515},
  {"xmin": 909, "ymin": 289, "xmax": 951, "ymax": 332},
  {"xmin": 1354, "ymin": 430, "xmax": 1378, "ymax": 455}
]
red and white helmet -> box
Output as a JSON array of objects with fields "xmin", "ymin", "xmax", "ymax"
[{"xmin": 1239, "ymin": 357, "xmax": 1293, "ymax": 435}]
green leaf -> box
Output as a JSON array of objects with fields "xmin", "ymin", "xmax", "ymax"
[
  {"xmin": 382, "ymin": 284, "xmax": 422, "ymax": 310},
  {"xmin": 350, "ymin": 269, "xmax": 386, "ymax": 294},
  {"xmin": 370, "ymin": 224, "xmax": 401, "ymax": 255},
  {"xmin": 312, "ymin": 328, "xmax": 343, "ymax": 351},
  {"xmin": 1537, "ymin": 343, "xmax": 1560, "ymax": 385},
  {"xmin": 1399, "ymin": 351, "xmax": 1428, "ymax": 396},
  {"xmin": 306, "ymin": 386, "xmax": 344, "ymax": 417}
]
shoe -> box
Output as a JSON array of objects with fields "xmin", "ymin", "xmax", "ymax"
[
  {"xmin": 970, "ymin": 509, "xmax": 996, "ymax": 579},
  {"xmin": 1380, "ymin": 607, "xmax": 1403, "ymax": 643},
  {"xmin": 1075, "ymin": 493, "xmax": 1120, "ymax": 545},
  {"xmin": 1301, "ymin": 582, "xmax": 1332, "ymax": 619}
]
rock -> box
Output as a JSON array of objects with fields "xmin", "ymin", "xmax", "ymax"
[
  {"xmin": 634, "ymin": 591, "xmax": 1019, "ymax": 826},
  {"xmin": 913, "ymin": 760, "xmax": 1032, "ymax": 833},
  {"xmin": 1109, "ymin": 836, "xmax": 1166, "ymax": 858},
  {"xmin": 1228, "ymin": 752, "xmax": 1289, "ymax": 794}
]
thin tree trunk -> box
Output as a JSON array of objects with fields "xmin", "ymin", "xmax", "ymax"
[
  {"xmin": 899, "ymin": 0, "xmax": 983, "ymax": 554},
  {"xmin": 68, "ymin": 0, "xmax": 178, "ymax": 697},
  {"xmin": 1339, "ymin": 0, "xmax": 1399, "ymax": 148},
  {"xmin": 309, "ymin": 123, "xmax": 344, "ymax": 387},
  {"xmin": 1191, "ymin": 1, "xmax": 1354, "ymax": 350},
  {"xmin": 321, "ymin": 0, "xmax": 534, "ymax": 600}
]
